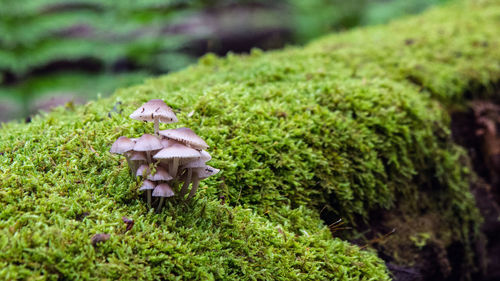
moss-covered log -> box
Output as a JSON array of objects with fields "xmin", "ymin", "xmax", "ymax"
[{"xmin": 1, "ymin": 0, "xmax": 499, "ymax": 280}]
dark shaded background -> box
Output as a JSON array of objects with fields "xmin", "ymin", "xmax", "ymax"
[{"xmin": 0, "ymin": 0, "xmax": 448, "ymax": 122}]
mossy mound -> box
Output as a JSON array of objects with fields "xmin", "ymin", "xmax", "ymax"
[
  {"xmin": 0, "ymin": 194, "xmax": 387, "ymax": 280},
  {"xmin": 1, "ymin": 0, "xmax": 500, "ymax": 279},
  {"xmin": 0, "ymin": 92, "xmax": 389, "ymax": 280}
]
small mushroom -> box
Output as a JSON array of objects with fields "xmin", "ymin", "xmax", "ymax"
[
  {"xmin": 110, "ymin": 136, "xmax": 136, "ymax": 173},
  {"xmin": 139, "ymin": 179, "xmax": 156, "ymax": 206},
  {"xmin": 91, "ymin": 233, "xmax": 110, "ymax": 246},
  {"xmin": 153, "ymin": 142, "xmax": 200, "ymax": 177},
  {"xmin": 147, "ymin": 166, "xmax": 173, "ymax": 181},
  {"xmin": 200, "ymin": 150, "xmax": 212, "ymax": 161},
  {"xmin": 179, "ymin": 168, "xmax": 193, "ymax": 198},
  {"xmin": 112, "ymin": 98, "xmax": 219, "ymax": 209},
  {"xmin": 130, "ymin": 99, "xmax": 178, "ymax": 135},
  {"xmin": 110, "ymin": 136, "xmax": 135, "ymax": 154},
  {"xmin": 136, "ymin": 164, "xmax": 151, "ymax": 177},
  {"xmin": 187, "ymin": 165, "xmax": 220, "ymax": 200},
  {"xmin": 159, "ymin": 127, "xmax": 209, "ymax": 150},
  {"xmin": 137, "ymin": 162, "xmax": 170, "ymax": 179},
  {"xmin": 129, "ymin": 151, "xmax": 147, "ymax": 161},
  {"xmin": 153, "ymin": 183, "xmax": 175, "ymax": 212},
  {"xmin": 137, "ymin": 167, "xmax": 173, "ymax": 206},
  {"xmin": 129, "ymin": 151, "xmax": 147, "ymax": 174},
  {"xmin": 178, "ymin": 152, "xmax": 211, "ymax": 197},
  {"xmin": 133, "ymin": 134, "xmax": 163, "ymax": 164},
  {"xmin": 139, "ymin": 179, "xmax": 156, "ymax": 191},
  {"xmin": 158, "ymin": 139, "xmax": 179, "ymax": 171},
  {"xmin": 182, "ymin": 154, "xmax": 211, "ymax": 169},
  {"xmin": 160, "ymin": 138, "xmax": 178, "ymax": 148}
]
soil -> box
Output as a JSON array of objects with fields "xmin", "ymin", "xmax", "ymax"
[
  {"xmin": 321, "ymin": 100, "xmax": 500, "ymax": 281},
  {"xmin": 451, "ymin": 103, "xmax": 500, "ymax": 281},
  {"xmin": 371, "ymin": 100, "xmax": 500, "ymax": 281}
]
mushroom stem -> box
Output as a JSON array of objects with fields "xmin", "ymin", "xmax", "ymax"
[
  {"xmin": 124, "ymin": 153, "xmax": 134, "ymax": 176},
  {"xmin": 154, "ymin": 116, "xmax": 160, "ymax": 135},
  {"xmin": 130, "ymin": 160, "xmax": 143, "ymax": 176},
  {"xmin": 187, "ymin": 173, "xmax": 200, "ymax": 200},
  {"xmin": 146, "ymin": 151, "xmax": 152, "ymax": 164},
  {"xmin": 156, "ymin": 197, "xmax": 165, "ymax": 213},
  {"xmin": 147, "ymin": 190, "xmax": 152, "ymax": 207},
  {"xmin": 179, "ymin": 168, "xmax": 192, "ymax": 198},
  {"xmin": 169, "ymin": 158, "xmax": 179, "ymax": 177}
]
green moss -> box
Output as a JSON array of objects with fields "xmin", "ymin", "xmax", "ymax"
[
  {"xmin": 1, "ymin": 0, "xmax": 500, "ymax": 279},
  {"xmin": 0, "ymin": 196, "xmax": 387, "ymax": 280}
]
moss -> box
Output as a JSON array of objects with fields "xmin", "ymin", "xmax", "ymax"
[
  {"xmin": 0, "ymin": 195, "xmax": 387, "ymax": 280},
  {"xmin": 1, "ymin": 0, "xmax": 500, "ymax": 279}
]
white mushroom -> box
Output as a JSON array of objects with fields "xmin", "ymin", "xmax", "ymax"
[
  {"xmin": 133, "ymin": 134, "xmax": 163, "ymax": 164},
  {"xmin": 129, "ymin": 151, "xmax": 147, "ymax": 174},
  {"xmin": 153, "ymin": 183, "xmax": 175, "ymax": 212},
  {"xmin": 146, "ymin": 166, "xmax": 173, "ymax": 181},
  {"xmin": 129, "ymin": 151, "xmax": 147, "ymax": 161},
  {"xmin": 178, "ymin": 151, "xmax": 211, "ymax": 197},
  {"xmin": 159, "ymin": 127, "xmax": 209, "ymax": 150},
  {"xmin": 110, "ymin": 136, "xmax": 135, "ymax": 154},
  {"xmin": 139, "ymin": 179, "xmax": 156, "ymax": 191},
  {"xmin": 130, "ymin": 99, "xmax": 178, "ymax": 135},
  {"xmin": 110, "ymin": 136, "xmax": 136, "ymax": 175},
  {"xmin": 112, "ymin": 98, "xmax": 219, "ymax": 209},
  {"xmin": 187, "ymin": 165, "xmax": 220, "ymax": 200},
  {"xmin": 153, "ymin": 143, "xmax": 200, "ymax": 177},
  {"xmin": 136, "ymin": 164, "xmax": 150, "ymax": 177},
  {"xmin": 139, "ymin": 180, "xmax": 156, "ymax": 207}
]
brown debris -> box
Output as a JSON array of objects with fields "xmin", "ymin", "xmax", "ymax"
[
  {"xmin": 91, "ymin": 233, "xmax": 110, "ymax": 246},
  {"xmin": 122, "ymin": 217, "xmax": 135, "ymax": 232},
  {"xmin": 328, "ymin": 218, "xmax": 352, "ymax": 237},
  {"xmin": 75, "ymin": 211, "xmax": 90, "ymax": 221}
]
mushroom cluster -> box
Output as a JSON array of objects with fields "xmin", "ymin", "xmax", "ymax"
[{"xmin": 110, "ymin": 99, "xmax": 219, "ymax": 212}]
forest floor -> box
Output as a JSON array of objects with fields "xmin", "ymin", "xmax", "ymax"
[
  {"xmin": 374, "ymin": 92, "xmax": 500, "ymax": 281},
  {"xmin": 450, "ymin": 97, "xmax": 500, "ymax": 281}
]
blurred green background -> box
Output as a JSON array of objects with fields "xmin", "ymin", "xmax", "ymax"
[{"xmin": 0, "ymin": 0, "xmax": 448, "ymax": 122}]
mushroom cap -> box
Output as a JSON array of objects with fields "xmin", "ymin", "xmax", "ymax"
[
  {"xmin": 152, "ymin": 183, "xmax": 175, "ymax": 197},
  {"xmin": 110, "ymin": 136, "xmax": 135, "ymax": 154},
  {"xmin": 130, "ymin": 99, "xmax": 178, "ymax": 124},
  {"xmin": 195, "ymin": 165, "xmax": 220, "ymax": 179},
  {"xmin": 129, "ymin": 151, "xmax": 147, "ymax": 161},
  {"xmin": 133, "ymin": 134, "xmax": 163, "ymax": 152},
  {"xmin": 147, "ymin": 166, "xmax": 173, "ymax": 181},
  {"xmin": 182, "ymin": 158, "xmax": 208, "ymax": 169},
  {"xmin": 159, "ymin": 127, "xmax": 209, "ymax": 150},
  {"xmin": 136, "ymin": 164, "xmax": 150, "ymax": 177},
  {"xmin": 153, "ymin": 143, "xmax": 201, "ymax": 160},
  {"xmin": 182, "ymin": 160, "xmax": 205, "ymax": 169},
  {"xmin": 177, "ymin": 149, "xmax": 210, "ymax": 166},
  {"xmin": 139, "ymin": 180, "xmax": 156, "ymax": 191},
  {"xmin": 200, "ymin": 150, "xmax": 211, "ymax": 161},
  {"xmin": 160, "ymin": 138, "xmax": 180, "ymax": 148}
]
